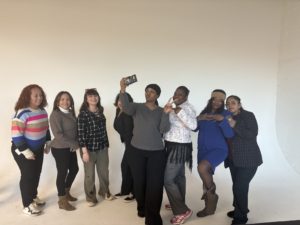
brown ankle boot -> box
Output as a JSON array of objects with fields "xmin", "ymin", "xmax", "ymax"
[
  {"xmin": 197, "ymin": 183, "xmax": 218, "ymax": 217},
  {"xmin": 197, "ymin": 194, "xmax": 208, "ymax": 217},
  {"xmin": 58, "ymin": 196, "xmax": 76, "ymax": 211},
  {"xmin": 65, "ymin": 188, "xmax": 77, "ymax": 201}
]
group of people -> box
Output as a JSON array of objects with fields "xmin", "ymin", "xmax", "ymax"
[{"xmin": 11, "ymin": 79, "xmax": 263, "ymax": 225}]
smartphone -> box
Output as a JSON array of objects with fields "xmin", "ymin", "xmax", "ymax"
[{"xmin": 125, "ymin": 74, "xmax": 137, "ymax": 86}]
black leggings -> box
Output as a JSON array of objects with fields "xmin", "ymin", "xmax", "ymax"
[
  {"xmin": 51, "ymin": 148, "xmax": 79, "ymax": 196},
  {"xmin": 12, "ymin": 147, "xmax": 44, "ymax": 207}
]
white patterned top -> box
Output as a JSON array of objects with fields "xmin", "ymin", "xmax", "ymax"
[{"xmin": 164, "ymin": 101, "xmax": 197, "ymax": 143}]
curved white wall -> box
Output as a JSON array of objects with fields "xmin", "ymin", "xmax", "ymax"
[
  {"xmin": 1, "ymin": 2, "xmax": 300, "ymax": 223},
  {"xmin": 276, "ymin": 0, "xmax": 300, "ymax": 175}
]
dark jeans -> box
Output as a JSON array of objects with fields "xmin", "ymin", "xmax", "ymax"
[
  {"xmin": 51, "ymin": 148, "xmax": 79, "ymax": 196},
  {"xmin": 127, "ymin": 146, "xmax": 166, "ymax": 225},
  {"xmin": 12, "ymin": 147, "xmax": 44, "ymax": 207},
  {"xmin": 120, "ymin": 146, "xmax": 134, "ymax": 195},
  {"xmin": 229, "ymin": 163, "xmax": 257, "ymax": 223}
]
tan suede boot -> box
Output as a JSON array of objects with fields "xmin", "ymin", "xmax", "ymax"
[
  {"xmin": 58, "ymin": 196, "xmax": 76, "ymax": 211},
  {"xmin": 65, "ymin": 188, "xmax": 77, "ymax": 202}
]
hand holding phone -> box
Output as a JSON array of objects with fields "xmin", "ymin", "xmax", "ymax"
[{"xmin": 125, "ymin": 74, "xmax": 137, "ymax": 86}]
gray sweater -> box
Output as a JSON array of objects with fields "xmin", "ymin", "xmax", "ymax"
[
  {"xmin": 49, "ymin": 110, "xmax": 79, "ymax": 150},
  {"xmin": 120, "ymin": 92, "xmax": 170, "ymax": 151}
]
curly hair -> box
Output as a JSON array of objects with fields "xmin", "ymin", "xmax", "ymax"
[{"xmin": 14, "ymin": 84, "xmax": 48, "ymax": 112}]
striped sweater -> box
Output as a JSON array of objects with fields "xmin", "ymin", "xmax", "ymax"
[{"xmin": 11, "ymin": 108, "xmax": 50, "ymax": 152}]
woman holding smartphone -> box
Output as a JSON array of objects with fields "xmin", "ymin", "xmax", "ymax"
[{"xmin": 119, "ymin": 77, "xmax": 172, "ymax": 225}]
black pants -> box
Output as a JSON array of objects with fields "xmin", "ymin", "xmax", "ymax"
[
  {"xmin": 51, "ymin": 148, "xmax": 79, "ymax": 196},
  {"xmin": 120, "ymin": 145, "xmax": 134, "ymax": 195},
  {"xmin": 12, "ymin": 147, "xmax": 44, "ymax": 207},
  {"xmin": 127, "ymin": 146, "xmax": 166, "ymax": 225},
  {"xmin": 229, "ymin": 164, "xmax": 257, "ymax": 222}
]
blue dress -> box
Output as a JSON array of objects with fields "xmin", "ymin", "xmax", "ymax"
[{"xmin": 195, "ymin": 110, "xmax": 234, "ymax": 172}]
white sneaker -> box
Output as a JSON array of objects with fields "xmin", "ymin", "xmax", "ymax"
[
  {"xmin": 33, "ymin": 197, "xmax": 46, "ymax": 206},
  {"xmin": 23, "ymin": 203, "xmax": 41, "ymax": 216},
  {"xmin": 87, "ymin": 201, "xmax": 97, "ymax": 207},
  {"xmin": 104, "ymin": 193, "xmax": 116, "ymax": 201},
  {"xmin": 124, "ymin": 193, "xmax": 135, "ymax": 203}
]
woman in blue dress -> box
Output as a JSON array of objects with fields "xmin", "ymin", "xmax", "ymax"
[{"xmin": 195, "ymin": 89, "xmax": 234, "ymax": 218}]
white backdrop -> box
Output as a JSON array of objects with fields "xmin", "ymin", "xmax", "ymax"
[{"xmin": 0, "ymin": 1, "xmax": 300, "ymax": 224}]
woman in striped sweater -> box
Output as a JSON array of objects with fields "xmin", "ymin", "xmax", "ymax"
[{"xmin": 11, "ymin": 84, "xmax": 51, "ymax": 216}]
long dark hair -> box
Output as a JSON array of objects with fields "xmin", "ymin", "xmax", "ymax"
[
  {"xmin": 114, "ymin": 93, "xmax": 133, "ymax": 107},
  {"xmin": 52, "ymin": 91, "xmax": 76, "ymax": 117},
  {"xmin": 79, "ymin": 88, "xmax": 103, "ymax": 113},
  {"xmin": 14, "ymin": 84, "xmax": 48, "ymax": 111},
  {"xmin": 200, "ymin": 97, "xmax": 225, "ymax": 115}
]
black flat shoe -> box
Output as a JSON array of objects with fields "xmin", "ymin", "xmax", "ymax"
[
  {"xmin": 232, "ymin": 218, "xmax": 248, "ymax": 225},
  {"xmin": 227, "ymin": 210, "xmax": 234, "ymax": 218},
  {"xmin": 138, "ymin": 211, "xmax": 145, "ymax": 218}
]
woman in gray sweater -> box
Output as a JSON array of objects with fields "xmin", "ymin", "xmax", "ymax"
[
  {"xmin": 119, "ymin": 78, "xmax": 172, "ymax": 225},
  {"xmin": 50, "ymin": 91, "xmax": 79, "ymax": 211}
]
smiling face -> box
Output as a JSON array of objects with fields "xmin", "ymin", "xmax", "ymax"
[
  {"xmin": 29, "ymin": 87, "xmax": 43, "ymax": 109},
  {"xmin": 87, "ymin": 94, "xmax": 99, "ymax": 107},
  {"xmin": 226, "ymin": 97, "xmax": 241, "ymax": 115},
  {"xmin": 173, "ymin": 88, "xmax": 187, "ymax": 106},
  {"xmin": 58, "ymin": 93, "xmax": 71, "ymax": 110},
  {"xmin": 211, "ymin": 97, "xmax": 224, "ymax": 111}
]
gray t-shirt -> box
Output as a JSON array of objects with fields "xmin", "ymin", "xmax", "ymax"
[{"xmin": 120, "ymin": 92, "xmax": 170, "ymax": 150}]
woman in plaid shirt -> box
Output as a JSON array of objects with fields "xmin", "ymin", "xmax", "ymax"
[
  {"xmin": 225, "ymin": 95, "xmax": 263, "ymax": 225},
  {"xmin": 77, "ymin": 88, "xmax": 115, "ymax": 207}
]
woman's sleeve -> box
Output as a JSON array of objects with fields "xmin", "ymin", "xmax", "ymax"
[
  {"xmin": 160, "ymin": 112, "xmax": 170, "ymax": 133},
  {"xmin": 122, "ymin": 115, "xmax": 134, "ymax": 144},
  {"xmin": 234, "ymin": 111, "xmax": 258, "ymax": 139},
  {"xmin": 11, "ymin": 110, "xmax": 29, "ymax": 151},
  {"xmin": 50, "ymin": 111, "xmax": 78, "ymax": 149},
  {"xmin": 219, "ymin": 118, "xmax": 234, "ymax": 138},
  {"xmin": 176, "ymin": 106, "xmax": 197, "ymax": 130},
  {"xmin": 77, "ymin": 112, "xmax": 87, "ymax": 148},
  {"xmin": 119, "ymin": 92, "xmax": 137, "ymax": 115}
]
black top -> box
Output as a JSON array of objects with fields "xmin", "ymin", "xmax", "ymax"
[
  {"xmin": 113, "ymin": 109, "xmax": 133, "ymax": 146},
  {"xmin": 225, "ymin": 109, "xmax": 263, "ymax": 168}
]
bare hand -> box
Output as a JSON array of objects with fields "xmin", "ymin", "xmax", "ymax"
[
  {"xmin": 82, "ymin": 150, "xmax": 90, "ymax": 163},
  {"xmin": 197, "ymin": 113, "xmax": 213, "ymax": 121},
  {"xmin": 212, "ymin": 114, "xmax": 224, "ymax": 121},
  {"xmin": 120, "ymin": 78, "xmax": 127, "ymax": 93},
  {"xmin": 227, "ymin": 116, "xmax": 236, "ymax": 127},
  {"xmin": 27, "ymin": 155, "xmax": 36, "ymax": 160},
  {"xmin": 163, "ymin": 101, "xmax": 173, "ymax": 114}
]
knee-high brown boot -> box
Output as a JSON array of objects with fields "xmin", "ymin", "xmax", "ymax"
[
  {"xmin": 58, "ymin": 196, "xmax": 76, "ymax": 211},
  {"xmin": 65, "ymin": 188, "xmax": 77, "ymax": 201}
]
